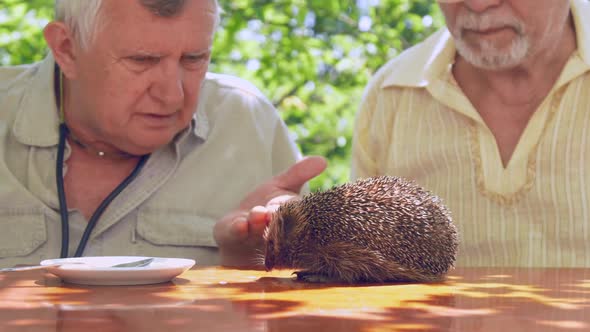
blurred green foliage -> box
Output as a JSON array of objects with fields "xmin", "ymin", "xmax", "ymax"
[{"xmin": 0, "ymin": 0, "xmax": 444, "ymax": 191}]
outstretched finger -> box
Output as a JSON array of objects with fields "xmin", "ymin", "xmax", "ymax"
[{"xmin": 272, "ymin": 156, "xmax": 327, "ymax": 193}]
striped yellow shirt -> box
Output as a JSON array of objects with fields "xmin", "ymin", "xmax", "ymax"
[{"xmin": 352, "ymin": 0, "xmax": 590, "ymax": 267}]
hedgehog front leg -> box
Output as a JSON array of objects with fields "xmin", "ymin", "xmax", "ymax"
[{"xmin": 293, "ymin": 270, "xmax": 339, "ymax": 283}]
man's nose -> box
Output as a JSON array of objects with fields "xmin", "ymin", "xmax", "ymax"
[
  {"xmin": 462, "ymin": 0, "xmax": 503, "ymax": 12},
  {"xmin": 152, "ymin": 62, "xmax": 184, "ymax": 106},
  {"xmin": 437, "ymin": 0, "xmax": 502, "ymax": 12}
]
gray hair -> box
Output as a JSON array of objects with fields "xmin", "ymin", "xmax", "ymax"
[{"xmin": 54, "ymin": 0, "xmax": 220, "ymax": 49}]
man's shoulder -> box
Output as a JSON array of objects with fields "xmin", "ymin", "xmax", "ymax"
[
  {"xmin": 0, "ymin": 63, "xmax": 40, "ymax": 92},
  {"xmin": 198, "ymin": 72, "xmax": 277, "ymax": 121},
  {"xmin": 369, "ymin": 28, "xmax": 453, "ymax": 90},
  {"xmin": 0, "ymin": 62, "xmax": 42, "ymax": 122},
  {"xmin": 202, "ymin": 72, "xmax": 269, "ymax": 102}
]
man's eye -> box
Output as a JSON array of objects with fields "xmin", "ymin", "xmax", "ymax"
[
  {"xmin": 129, "ymin": 56, "xmax": 159, "ymax": 64},
  {"xmin": 182, "ymin": 55, "xmax": 208, "ymax": 68},
  {"xmin": 183, "ymin": 55, "xmax": 202, "ymax": 62}
]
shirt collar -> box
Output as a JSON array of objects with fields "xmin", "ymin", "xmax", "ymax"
[
  {"xmin": 381, "ymin": 0, "xmax": 590, "ymax": 89},
  {"xmin": 12, "ymin": 53, "xmax": 210, "ymax": 148},
  {"xmin": 571, "ymin": 0, "xmax": 590, "ymax": 65},
  {"xmin": 192, "ymin": 91, "xmax": 210, "ymax": 140}
]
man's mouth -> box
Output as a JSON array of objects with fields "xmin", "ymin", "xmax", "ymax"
[
  {"xmin": 477, "ymin": 27, "xmax": 505, "ymax": 34},
  {"xmin": 137, "ymin": 112, "xmax": 179, "ymax": 128},
  {"xmin": 463, "ymin": 26, "xmax": 515, "ymax": 36}
]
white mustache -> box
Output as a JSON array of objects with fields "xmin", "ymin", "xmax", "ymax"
[{"xmin": 456, "ymin": 12, "xmax": 524, "ymax": 34}]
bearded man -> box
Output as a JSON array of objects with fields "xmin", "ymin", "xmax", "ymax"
[{"xmin": 352, "ymin": 0, "xmax": 590, "ymax": 267}]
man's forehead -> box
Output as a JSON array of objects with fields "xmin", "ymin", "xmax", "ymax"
[
  {"xmin": 97, "ymin": 0, "xmax": 217, "ymax": 36},
  {"xmin": 94, "ymin": 0, "xmax": 216, "ymax": 50},
  {"xmin": 101, "ymin": 0, "xmax": 217, "ymax": 18}
]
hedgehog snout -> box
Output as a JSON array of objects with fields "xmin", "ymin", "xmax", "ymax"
[{"xmin": 264, "ymin": 254, "xmax": 274, "ymax": 271}]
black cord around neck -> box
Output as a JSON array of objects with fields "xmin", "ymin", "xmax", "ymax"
[
  {"xmin": 56, "ymin": 124, "xmax": 149, "ymax": 258},
  {"xmin": 56, "ymin": 123, "xmax": 69, "ymax": 258}
]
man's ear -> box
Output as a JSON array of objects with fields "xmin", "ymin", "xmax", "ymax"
[{"xmin": 43, "ymin": 22, "xmax": 78, "ymax": 79}]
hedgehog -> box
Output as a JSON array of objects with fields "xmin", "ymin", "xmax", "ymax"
[{"xmin": 262, "ymin": 176, "xmax": 458, "ymax": 283}]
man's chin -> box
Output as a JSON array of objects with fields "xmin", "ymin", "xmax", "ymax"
[
  {"xmin": 463, "ymin": 54, "xmax": 526, "ymax": 71},
  {"xmin": 455, "ymin": 37, "xmax": 529, "ymax": 70}
]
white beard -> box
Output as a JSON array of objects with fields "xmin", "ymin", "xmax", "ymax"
[
  {"xmin": 452, "ymin": 11, "xmax": 530, "ymax": 70},
  {"xmin": 454, "ymin": 34, "xmax": 530, "ymax": 70}
]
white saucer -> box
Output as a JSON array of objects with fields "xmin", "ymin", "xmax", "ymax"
[{"xmin": 40, "ymin": 256, "xmax": 195, "ymax": 286}]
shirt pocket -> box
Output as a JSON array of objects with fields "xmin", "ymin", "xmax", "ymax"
[
  {"xmin": 0, "ymin": 210, "xmax": 47, "ymax": 257},
  {"xmin": 136, "ymin": 209, "xmax": 218, "ymax": 248}
]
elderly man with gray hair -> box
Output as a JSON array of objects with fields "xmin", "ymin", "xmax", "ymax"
[{"xmin": 0, "ymin": 0, "xmax": 326, "ymax": 268}]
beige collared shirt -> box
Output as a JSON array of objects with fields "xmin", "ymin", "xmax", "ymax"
[
  {"xmin": 352, "ymin": 0, "xmax": 590, "ymax": 267},
  {"xmin": 0, "ymin": 55, "xmax": 301, "ymax": 268}
]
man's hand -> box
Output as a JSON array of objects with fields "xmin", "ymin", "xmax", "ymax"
[{"xmin": 214, "ymin": 156, "xmax": 327, "ymax": 267}]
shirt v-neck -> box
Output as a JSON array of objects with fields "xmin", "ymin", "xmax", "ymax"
[{"xmin": 426, "ymin": 53, "xmax": 589, "ymax": 200}]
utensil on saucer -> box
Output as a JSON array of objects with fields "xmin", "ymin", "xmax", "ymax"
[{"xmin": 0, "ymin": 257, "xmax": 154, "ymax": 272}]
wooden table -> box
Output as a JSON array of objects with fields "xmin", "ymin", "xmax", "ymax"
[{"xmin": 1, "ymin": 267, "xmax": 589, "ymax": 331}]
